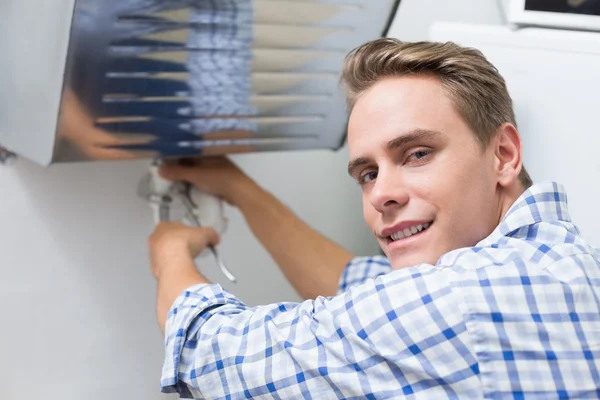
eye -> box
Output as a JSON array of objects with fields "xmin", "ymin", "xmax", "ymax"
[
  {"xmin": 406, "ymin": 148, "xmax": 432, "ymax": 164},
  {"xmin": 359, "ymin": 171, "xmax": 378, "ymax": 184}
]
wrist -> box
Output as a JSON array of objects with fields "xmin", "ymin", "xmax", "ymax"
[
  {"xmin": 158, "ymin": 264, "xmax": 206, "ymax": 289},
  {"xmin": 156, "ymin": 266, "xmax": 208, "ymax": 332},
  {"xmin": 151, "ymin": 239, "xmax": 195, "ymax": 280},
  {"xmin": 227, "ymin": 176, "xmax": 263, "ymax": 208}
]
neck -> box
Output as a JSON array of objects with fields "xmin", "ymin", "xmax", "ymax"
[{"xmin": 497, "ymin": 182, "xmax": 526, "ymax": 223}]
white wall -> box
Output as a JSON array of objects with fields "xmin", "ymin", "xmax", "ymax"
[
  {"xmin": 0, "ymin": 1, "xmax": 504, "ymax": 399},
  {"xmin": 387, "ymin": 0, "xmax": 503, "ymax": 40},
  {"xmin": 0, "ymin": 148, "xmax": 379, "ymax": 399}
]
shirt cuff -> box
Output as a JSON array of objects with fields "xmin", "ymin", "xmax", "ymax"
[{"xmin": 160, "ymin": 283, "xmax": 247, "ymax": 396}]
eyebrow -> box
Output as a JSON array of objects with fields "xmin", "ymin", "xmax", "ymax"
[{"xmin": 347, "ymin": 128, "xmax": 444, "ymax": 177}]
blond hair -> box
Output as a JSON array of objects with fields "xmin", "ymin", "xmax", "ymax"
[{"xmin": 341, "ymin": 38, "xmax": 532, "ymax": 188}]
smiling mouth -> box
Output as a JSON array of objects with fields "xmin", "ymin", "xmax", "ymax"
[{"xmin": 386, "ymin": 222, "xmax": 432, "ymax": 243}]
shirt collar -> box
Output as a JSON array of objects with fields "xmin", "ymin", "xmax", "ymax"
[{"xmin": 478, "ymin": 181, "xmax": 571, "ymax": 245}]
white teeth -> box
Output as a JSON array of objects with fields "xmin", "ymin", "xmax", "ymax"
[
  {"xmin": 391, "ymin": 231, "xmax": 405, "ymax": 241},
  {"xmin": 389, "ymin": 222, "xmax": 431, "ymax": 241}
]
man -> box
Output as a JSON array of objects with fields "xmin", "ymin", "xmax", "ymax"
[{"xmin": 148, "ymin": 38, "xmax": 600, "ymax": 398}]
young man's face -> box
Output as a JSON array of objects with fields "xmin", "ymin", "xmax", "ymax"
[{"xmin": 347, "ymin": 75, "xmax": 502, "ymax": 269}]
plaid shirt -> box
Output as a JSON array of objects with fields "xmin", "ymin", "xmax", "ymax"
[{"xmin": 161, "ymin": 182, "xmax": 600, "ymax": 399}]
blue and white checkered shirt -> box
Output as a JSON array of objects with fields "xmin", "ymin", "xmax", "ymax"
[{"xmin": 161, "ymin": 181, "xmax": 600, "ymax": 398}]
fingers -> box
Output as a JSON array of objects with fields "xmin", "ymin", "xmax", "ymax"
[
  {"xmin": 196, "ymin": 227, "xmax": 221, "ymax": 246},
  {"xmin": 183, "ymin": 225, "xmax": 221, "ymax": 258},
  {"xmin": 191, "ymin": 225, "xmax": 222, "ymax": 247},
  {"xmin": 153, "ymin": 222, "xmax": 220, "ymax": 243},
  {"xmin": 158, "ymin": 163, "xmax": 196, "ymax": 183},
  {"xmin": 157, "ymin": 157, "xmax": 246, "ymax": 206},
  {"xmin": 159, "ymin": 157, "xmax": 230, "ymax": 181},
  {"xmin": 148, "ymin": 222, "xmax": 221, "ymax": 282},
  {"xmin": 149, "ymin": 222, "xmax": 221, "ymax": 258}
]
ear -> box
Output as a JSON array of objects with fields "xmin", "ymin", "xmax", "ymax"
[{"xmin": 493, "ymin": 123, "xmax": 523, "ymax": 188}]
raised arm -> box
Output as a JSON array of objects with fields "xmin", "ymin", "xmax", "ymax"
[
  {"xmin": 159, "ymin": 157, "xmax": 355, "ymax": 299},
  {"xmin": 158, "ymin": 262, "xmax": 472, "ymax": 399}
]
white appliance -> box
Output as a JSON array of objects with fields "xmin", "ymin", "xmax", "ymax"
[
  {"xmin": 430, "ymin": 22, "xmax": 600, "ymax": 246},
  {"xmin": 507, "ymin": 0, "xmax": 600, "ymax": 32},
  {"xmin": 0, "ymin": 0, "xmax": 400, "ymax": 166}
]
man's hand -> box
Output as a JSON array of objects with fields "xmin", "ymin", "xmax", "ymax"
[
  {"xmin": 160, "ymin": 157, "xmax": 353, "ymax": 299},
  {"xmin": 159, "ymin": 157, "xmax": 354, "ymax": 299},
  {"xmin": 148, "ymin": 222, "xmax": 220, "ymax": 332},
  {"xmin": 149, "ymin": 222, "xmax": 220, "ymax": 280},
  {"xmin": 159, "ymin": 157, "xmax": 254, "ymax": 207}
]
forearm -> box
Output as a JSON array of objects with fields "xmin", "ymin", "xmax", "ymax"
[
  {"xmin": 233, "ymin": 181, "xmax": 354, "ymax": 299},
  {"xmin": 153, "ymin": 248, "xmax": 209, "ymax": 333}
]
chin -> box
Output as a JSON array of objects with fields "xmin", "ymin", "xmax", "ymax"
[
  {"xmin": 387, "ymin": 252, "xmax": 439, "ymax": 270},
  {"xmin": 388, "ymin": 254, "xmax": 418, "ymax": 270},
  {"xmin": 389, "ymin": 258, "xmax": 415, "ymax": 270}
]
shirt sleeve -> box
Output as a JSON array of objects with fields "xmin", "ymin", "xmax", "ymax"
[
  {"xmin": 161, "ymin": 264, "xmax": 479, "ymax": 399},
  {"xmin": 337, "ymin": 255, "xmax": 392, "ymax": 295}
]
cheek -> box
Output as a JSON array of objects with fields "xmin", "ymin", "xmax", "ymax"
[
  {"xmin": 362, "ymin": 197, "xmax": 377, "ymax": 229},
  {"xmin": 411, "ymin": 152, "xmax": 489, "ymax": 220},
  {"xmin": 403, "ymin": 165, "xmax": 451, "ymax": 205},
  {"xmin": 431, "ymin": 150, "xmax": 486, "ymax": 197},
  {"xmin": 441, "ymin": 161, "xmax": 496, "ymax": 240}
]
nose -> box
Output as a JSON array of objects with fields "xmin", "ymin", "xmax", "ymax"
[{"xmin": 368, "ymin": 167, "xmax": 409, "ymax": 213}]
